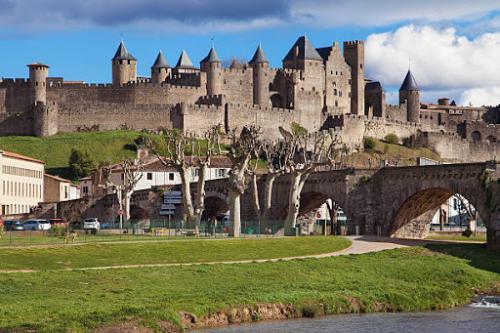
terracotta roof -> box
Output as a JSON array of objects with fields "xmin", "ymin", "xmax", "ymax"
[
  {"xmin": 44, "ymin": 174, "xmax": 71, "ymax": 183},
  {"xmin": 27, "ymin": 62, "xmax": 49, "ymax": 68},
  {"xmin": 0, "ymin": 150, "xmax": 45, "ymax": 164},
  {"xmin": 108, "ymin": 155, "xmax": 232, "ymax": 173}
]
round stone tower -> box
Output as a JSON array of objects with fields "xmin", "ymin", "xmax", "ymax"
[
  {"xmin": 112, "ymin": 41, "xmax": 137, "ymax": 85},
  {"xmin": 399, "ymin": 70, "xmax": 420, "ymax": 123},
  {"xmin": 27, "ymin": 62, "xmax": 49, "ymax": 104},
  {"xmin": 200, "ymin": 47, "xmax": 222, "ymax": 96},
  {"xmin": 151, "ymin": 50, "xmax": 170, "ymax": 84},
  {"xmin": 249, "ymin": 45, "xmax": 270, "ymax": 106}
]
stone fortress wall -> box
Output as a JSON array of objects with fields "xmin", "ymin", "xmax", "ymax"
[{"xmin": 0, "ymin": 36, "xmax": 499, "ymax": 163}]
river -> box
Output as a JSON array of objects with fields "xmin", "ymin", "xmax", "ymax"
[{"xmin": 198, "ymin": 298, "xmax": 500, "ymax": 333}]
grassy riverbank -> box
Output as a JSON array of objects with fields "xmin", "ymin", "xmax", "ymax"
[{"xmin": 0, "ymin": 242, "xmax": 498, "ymax": 332}]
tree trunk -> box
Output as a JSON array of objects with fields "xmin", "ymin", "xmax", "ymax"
[
  {"xmin": 124, "ymin": 192, "xmax": 131, "ymax": 225},
  {"xmin": 250, "ymin": 173, "xmax": 278, "ymax": 221},
  {"xmin": 193, "ymin": 164, "xmax": 209, "ymax": 237},
  {"xmin": 285, "ymin": 172, "xmax": 302, "ymax": 236},
  {"xmin": 330, "ymin": 207, "xmax": 338, "ymax": 236},
  {"xmin": 179, "ymin": 168, "xmax": 196, "ymax": 234},
  {"xmin": 229, "ymin": 190, "xmax": 241, "ymax": 237},
  {"xmin": 262, "ymin": 174, "xmax": 277, "ymax": 220}
]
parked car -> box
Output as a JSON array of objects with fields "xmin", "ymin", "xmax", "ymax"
[
  {"xmin": 100, "ymin": 221, "xmax": 119, "ymax": 229},
  {"xmin": 3, "ymin": 220, "xmax": 24, "ymax": 231},
  {"xmin": 83, "ymin": 218, "xmax": 100, "ymax": 231},
  {"xmin": 49, "ymin": 218, "xmax": 68, "ymax": 226},
  {"xmin": 23, "ymin": 219, "xmax": 51, "ymax": 231}
]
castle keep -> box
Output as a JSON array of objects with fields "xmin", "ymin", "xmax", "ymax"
[{"xmin": 1, "ymin": 36, "xmax": 499, "ymax": 161}]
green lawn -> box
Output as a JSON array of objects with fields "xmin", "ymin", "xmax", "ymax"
[
  {"xmin": 426, "ymin": 233, "xmax": 487, "ymax": 242},
  {"xmin": 0, "ymin": 243, "xmax": 498, "ymax": 332},
  {"xmin": 0, "ymin": 236, "xmax": 351, "ymax": 271},
  {"xmin": 0, "ymin": 232, "xmax": 191, "ymax": 247}
]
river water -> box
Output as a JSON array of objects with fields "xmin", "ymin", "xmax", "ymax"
[{"xmin": 199, "ymin": 299, "xmax": 500, "ymax": 333}]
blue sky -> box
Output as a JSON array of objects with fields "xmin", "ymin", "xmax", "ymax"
[{"xmin": 0, "ymin": 0, "xmax": 499, "ymax": 105}]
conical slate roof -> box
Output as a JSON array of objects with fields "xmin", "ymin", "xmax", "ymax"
[
  {"xmin": 151, "ymin": 51, "xmax": 169, "ymax": 69},
  {"xmin": 249, "ymin": 45, "xmax": 269, "ymax": 64},
  {"xmin": 112, "ymin": 41, "xmax": 136, "ymax": 61},
  {"xmin": 399, "ymin": 70, "xmax": 419, "ymax": 91},
  {"xmin": 175, "ymin": 50, "xmax": 195, "ymax": 69},
  {"xmin": 201, "ymin": 47, "xmax": 221, "ymax": 63},
  {"xmin": 283, "ymin": 35, "xmax": 323, "ymax": 62}
]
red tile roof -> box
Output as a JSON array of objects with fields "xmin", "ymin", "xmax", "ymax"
[{"xmin": 0, "ymin": 150, "xmax": 45, "ymax": 164}]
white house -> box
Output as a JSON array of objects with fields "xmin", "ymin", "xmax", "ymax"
[
  {"xmin": 80, "ymin": 155, "xmax": 232, "ymax": 196},
  {"xmin": 0, "ymin": 150, "xmax": 45, "ymax": 215}
]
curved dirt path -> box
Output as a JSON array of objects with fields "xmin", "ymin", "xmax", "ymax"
[{"xmin": 0, "ymin": 236, "xmax": 436, "ymax": 274}]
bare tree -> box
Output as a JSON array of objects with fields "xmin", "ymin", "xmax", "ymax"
[
  {"xmin": 326, "ymin": 199, "xmax": 342, "ymax": 236},
  {"xmin": 248, "ymin": 139, "xmax": 294, "ymax": 221},
  {"xmin": 280, "ymin": 127, "xmax": 339, "ymax": 235},
  {"xmin": 149, "ymin": 126, "xmax": 221, "ymax": 236},
  {"xmin": 102, "ymin": 159, "xmax": 144, "ymax": 228},
  {"xmin": 454, "ymin": 194, "xmax": 478, "ymax": 236},
  {"xmin": 227, "ymin": 125, "xmax": 261, "ymax": 237}
]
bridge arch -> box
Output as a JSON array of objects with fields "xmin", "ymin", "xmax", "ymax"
[
  {"xmin": 203, "ymin": 191, "xmax": 230, "ymax": 221},
  {"xmin": 295, "ymin": 191, "xmax": 353, "ymax": 235},
  {"xmin": 390, "ymin": 186, "xmax": 487, "ymax": 238}
]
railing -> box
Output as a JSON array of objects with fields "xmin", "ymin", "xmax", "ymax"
[{"xmin": 0, "ymin": 219, "xmax": 288, "ymax": 247}]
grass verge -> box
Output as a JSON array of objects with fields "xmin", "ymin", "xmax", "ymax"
[
  {"xmin": 426, "ymin": 233, "xmax": 487, "ymax": 242},
  {"xmin": 0, "ymin": 236, "xmax": 351, "ymax": 271},
  {"xmin": 0, "ymin": 243, "xmax": 498, "ymax": 332}
]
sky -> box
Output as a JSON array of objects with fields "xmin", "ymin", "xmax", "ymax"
[{"xmin": 0, "ymin": 0, "xmax": 499, "ymax": 106}]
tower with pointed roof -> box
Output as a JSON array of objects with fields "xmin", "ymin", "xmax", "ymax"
[
  {"xmin": 282, "ymin": 35, "xmax": 326, "ymax": 104},
  {"xmin": 111, "ymin": 41, "xmax": 137, "ymax": 86},
  {"xmin": 343, "ymin": 40, "xmax": 365, "ymax": 115},
  {"xmin": 200, "ymin": 47, "xmax": 222, "ymax": 96},
  {"xmin": 173, "ymin": 50, "xmax": 197, "ymax": 75},
  {"xmin": 249, "ymin": 45, "xmax": 270, "ymax": 106},
  {"xmin": 399, "ymin": 70, "xmax": 420, "ymax": 123},
  {"xmin": 151, "ymin": 50, "xmax": 170, "ymax": 84}
]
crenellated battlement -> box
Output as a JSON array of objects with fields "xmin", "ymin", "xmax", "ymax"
[
  {"xmin": 344, "ymin": 40, "xmax": 364, "ymax": 46},
  {"xmin": 0, "ymin": 78, "xmax": 30, "ymax": 86}
]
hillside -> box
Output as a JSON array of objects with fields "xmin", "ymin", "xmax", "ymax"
[
  {"xmin": 0, "ymin": 131, "xmax": 150, "ymax": 178},
  {"xmin": 340, "ymin": 138, "xmax": 442, "ymax": 168},
  {"xmin": 0, "ymin": 131, "xmax": 443, "ymax": 180}
]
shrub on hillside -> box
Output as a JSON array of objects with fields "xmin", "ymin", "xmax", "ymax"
[
  {"xmin": 363, "ymin": 137, "xmax": 376, "ymax": 150},
  {"xmin": 384, "ymin": 133, "xmax": 399, "ymax": 145},
  {"xmin": 68, "ymin": 148, "xmax": 95, "ymax": 179},
  {"xmin": 291, "ymin": 122, "xmax": 308, "ymax": 136}
]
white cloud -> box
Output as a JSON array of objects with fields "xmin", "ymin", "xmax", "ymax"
[
  {"xmin": 459, "ymin": 87, "xmax": 500, "ymax": 107},
  {"xmin": 365, "ymin": 25, "xmax": 500, "ymax": 106}
]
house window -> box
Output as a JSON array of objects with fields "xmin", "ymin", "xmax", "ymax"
[
  {"xmin": 147, "ymin": 172, "xmax": 153, "ymax": 180},
  {"xmin": 64, "ymin": 186, "xmax": 68, "ymax": 199},
  {"xmin": 217, "ymin": 169, "xmax": 226, "ymax": 177},
  {"xmin": 169, "ymin": 173, "xmax": 174, "ymax": 181},
  {"xmin": 193, "ymin": 168, "xmax": 200, "ymax": 177},
  {"xmin": 83, "ymin": 186, "xmax": 89, "ymax": 194}
]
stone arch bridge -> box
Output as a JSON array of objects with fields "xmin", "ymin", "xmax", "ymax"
[{"xmin": 204, "ymin": 162, "xmax": 500, "ymax": 251}]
